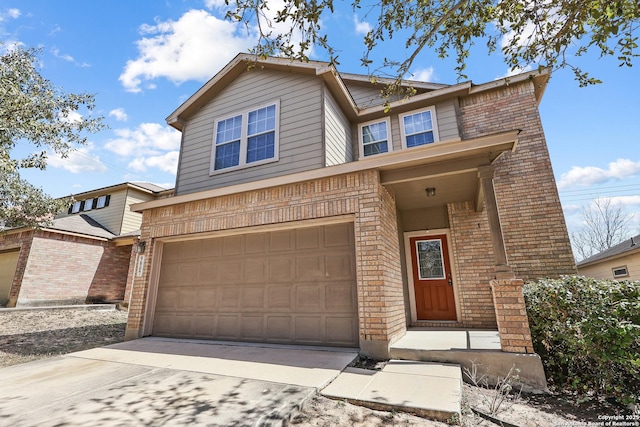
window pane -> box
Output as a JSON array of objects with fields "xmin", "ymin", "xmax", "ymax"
[
  {"xmin": 416, "ymin": 239, "xmax": 444, "ymax": 279},
  {"xmin": 214, "ymin": 141, "xmax": 240, "ymax": 169},
  {"xmin": 247, "ymin": 132, "xmax": 275, "ymax": 163},
  {"xmin": 362, "ymin": 122, "xmax": 387, "ymax": 143},
  {"xmin": 248, "ymin": 105, "xmax": 276, "ymax": 136},
  {"xmin": 406, "ymin": 131, "xmax": 434, "ymax": 147},
  {"xmin": 96, "ymin": 196, "xmax": 107, "ymax": 209},
  {"xmin": 404, "ymin": 111, "xmax": 432, "ymax": 134},
  {"xmin": 216, "ymin": 115, "xmax": 242, "ymax": 144},
  {"xmin": 72, "ymin": 201, "xmax": 81, "ymax": 213},
  {"xmin": 364, "ymin": 141, "xmax": 388, "ymax": 156},
  {"xmin": 83, "ymin": 198, "xmax": 93, "ymax": 211}
]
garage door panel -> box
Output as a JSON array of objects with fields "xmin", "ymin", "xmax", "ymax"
[
  {"xmin": 266, "ymin": 316, "xmax": 293, "ymax": 340},
  {"xmin": 241, "ymin": 316, "xmax": 265, "ymax": 339},
  {"xmin": 154, "ymin": 224, "xmax": 358, "ymax": 347},
  {"xmin": 326, "ymin": 317, "xmax": 358, "ymax": 344},
  {"xmin": 296, "ymin": 227, "xmax": 321, "ymax": 250},
  {"xmin": 269, "ymin": 257, "xmax": 294, "ymax": 281},
  {"xmin": 268, "ymin": 286, "xmax": 292, "ymax": 308},
  {"xmin": 217, "ymin": 315, "xmax": 240, "ymax": 338},
  {"xmin": 325, "ymin": 283, "xmax": 356, "ymax": 310},
  {"xmin": 296, "ymin": 255, "xmax": 325, "ymax": 280},
  {"xmin": 295, "ymin": 316, "xmax": 323, "ymax": 342},
  {"xmin": 242, "ymin": 287, "xmax": 265, "ymax": 308}
]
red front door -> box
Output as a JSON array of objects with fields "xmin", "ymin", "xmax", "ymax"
[{"xmin": 410, "ymin": 234, "xmax": 456, "ymax": 321}]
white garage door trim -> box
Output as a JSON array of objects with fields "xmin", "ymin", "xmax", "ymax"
[{"xmin": 0, "ymin": 249, "xmax": 21, "ymax": 306}]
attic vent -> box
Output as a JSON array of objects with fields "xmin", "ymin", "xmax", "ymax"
[{"xmin": 631, "ymin": 237, "xmax": 636, "ymax": 247}]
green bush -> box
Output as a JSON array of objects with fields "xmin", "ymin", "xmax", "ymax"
[{"xmin": 523, "ymin": 276, "xmax": 640, "ymax": 404}]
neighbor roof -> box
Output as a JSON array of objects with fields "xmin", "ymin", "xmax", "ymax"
[
  {"xmin": 64, "ymin": 182, "xmax": 173, "ymax": 200},
  {"xmin": 577, "ymin": 234, "xmax": 640, "ymax": 267},
  {"xmin": 46, "ymin": 214, "xmax": 116, "ymax": 240}
]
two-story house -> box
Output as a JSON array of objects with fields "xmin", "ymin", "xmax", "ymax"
[
  {"xmin": 0, "ymin": 182, "xmax": 172, "ymax": 307},
  {"xmin": 125, "ymin": 54, "xmax": 576, "ymax": 360}
]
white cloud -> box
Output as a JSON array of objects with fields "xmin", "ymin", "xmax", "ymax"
[
  {"xmin": 353, "ymin": 15, "xmax": 371, "ymax": 36},
  {"xmin": 119, "ymin": 10, "xmax": 253, "ymax": 92},
  {"xmin": 499, "ymin": 64, "xmax": 533, "ymax": 79},
  {"xmin": 104, "ymin": 123, "xmax": 181, "ymax": 175},
  {"xmin": 204, "ymin": 0, "xmax": 227, "ymax": 9},
  {"xmin": 51, "ymin": 47, "xmax": 91, "ymax": 67},
  {"xmin": 128, "ymin": 151, "xmax": 179, "ymax": 174},
  {"xmin": 104, "ymin": 123, "xmax": 181, "ymax": 157},
  {"xmin": 605, "ymin": 195, "xmax": 640, "ymax": 208},
  {"xmin": 0, "ymin": 8, "xmax": 20, "ymax": 21},
  {"xmin": 558, "ymin": 159, "xmax": 640, "ymax": 189},
  {"xmin": 109, "ymin": 108, "xmax": 128, "ymax": 122},
  {"xmin": 411, "ymin": 67, "xmax": 435, "ymax": 82},
  {"xmin": 47, "ymin": 145, "xmax": 108, "ymax": 174}
]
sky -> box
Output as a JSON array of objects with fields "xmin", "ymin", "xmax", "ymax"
[{"xmin": 1, "ymin": 0, "xmax": 639, "ymax": 248}]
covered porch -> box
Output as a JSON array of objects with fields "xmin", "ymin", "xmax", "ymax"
[{"xmin": 379, "ymin": 130, "xmax": 536, "ymax": 355}]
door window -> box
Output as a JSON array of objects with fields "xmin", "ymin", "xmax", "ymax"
[{"xmin": 415, "ymin": 239, "xmax": 445, "ymax": 280}]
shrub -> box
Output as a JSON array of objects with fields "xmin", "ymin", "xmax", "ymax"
[{"xmin": 523, "ymin": 276, "xmax": 640, "ymax": 404}]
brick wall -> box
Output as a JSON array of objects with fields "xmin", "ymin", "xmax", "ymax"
[
  {"xmin": 126, "ymin": 170, "xmax": 406, "ymax": 354},
  {"xmin": 0, "ymin": 230, "xmax": 34, "ymax": 307},
  {"xmin": 459, "ymin": 81, "xmax": 576, "ymax": 280},
  {"xmin": 448, "ymin": 201, "xmax": 498, "ymax": 328},
  {"xmin": 15, "ymin": 230, "xmax": 128, "ymax": 306}
]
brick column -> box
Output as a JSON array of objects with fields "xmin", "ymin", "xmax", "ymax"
[{"xmin": 490, "ymin": 278, "xmax": 534, "ymax": 353}]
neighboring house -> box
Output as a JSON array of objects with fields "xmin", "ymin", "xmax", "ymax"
[
  {"xmin": 0, "ymin": 182, "xmax": 172, "ymax": 307},
  {"xmin": 125, "ymin": 54, "xmax": 576, "ymax": 359},
  {"xmin": 577, "ymin": 234, "xmax": 640, "ymax": 280}
]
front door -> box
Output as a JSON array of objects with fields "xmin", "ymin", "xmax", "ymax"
[{"xmin": 410, "ymin": 234, "xmax": 456, "ymax": 320}]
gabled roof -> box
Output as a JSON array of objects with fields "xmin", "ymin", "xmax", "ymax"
[
  {"xmin": 165, "ymin": 53, "xmax": 550, "ymax": 131},
  {"xmin": 577, "ymin": 234, "xmax": 640, "ymax": 267},
  {"xmin": 46, "ymin": 215, "xmax": 116, "ymax": 240},
  {"xmin": 64, "ymin": 182, "xmax": 173, "ymax": 200}
]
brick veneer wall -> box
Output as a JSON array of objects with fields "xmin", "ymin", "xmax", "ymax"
[
  {"xmin": 448, "ymin": 201, "xmax": 498, "ymax": 328},
  {"xmin": 0, "ymin": 230, "xmax": 34, "ymax": 307},
  {"xmin": 15, "ymin": 230, "xmax": 129, "ymax": 306},
  {"xmin": 126, "ymin": 170, "xmax": 406, "ymax": 357},
  {"xmin": 459, "ymin": 81, "xmax": 576, "ymax": 280}
]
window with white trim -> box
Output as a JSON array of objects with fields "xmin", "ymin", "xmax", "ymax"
[
  {"xmin": 612, "ymin": 266, "xmax": 629, "ymax": 278},
  {"xmin": 358, "ymin": 118, "xmax": 392, "ymax": 158},
  {"xmin": 211, "ymin": 101, "xmax": 279, "ymax": 173},
  {"xmin": 400, "ymin": 106, "xmax": 439, "ymax": 148}
]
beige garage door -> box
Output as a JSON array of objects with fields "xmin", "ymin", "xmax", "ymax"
[
  {"xmin": 0, "ymin": 249, "xmax": 20, "ymax": 306},
  {"xmin": 153, "ymin": 223, "xmax": 359, "ymax": 347}
]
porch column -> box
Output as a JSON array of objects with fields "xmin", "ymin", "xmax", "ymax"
[
  {"xmin": 477, "ymin": 165, "xmax": 513, "ymax": 279},
  {"xmin": 490, "ymin": 278, "xmax": 535, "ymax": 353}
]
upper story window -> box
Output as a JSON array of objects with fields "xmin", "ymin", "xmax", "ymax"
[
  {"xmin": 96, "ymin": 195, "xmax": 108, "ymax": 209},
  {"xmin": 67, "ymin": 194, "xmax": 110, "ymax": 215},
  {"xmin": 359, "ymin": 118, "xmax": 392, "ymax": 158},
  {"xmin": 211, "ymin": 101, "xmax": 279, "ymax": 174},
  {"xmin": 400, "ymin": 106, "xmax": 439, "ymax": 148}
]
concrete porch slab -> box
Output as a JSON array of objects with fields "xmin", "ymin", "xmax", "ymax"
[
  {"xmin": 390, "ymin": 329, "xmax": 547, "ymax": 393},
  {"xmin": 321, "ymin": 360, "xmax": 462, "ymax": 421}
]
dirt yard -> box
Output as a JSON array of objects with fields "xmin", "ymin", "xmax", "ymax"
[{"xmin": 0, "ymin": 308, "xmax": 631, "ymax": 426}]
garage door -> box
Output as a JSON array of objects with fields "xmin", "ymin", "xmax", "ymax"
[
  {"xmin": 0, "ymin": 249, "xmax": 20, "ymax": 306},
  {"xmin": 153, "ymin": 223, "xmax": 359, "ymax": 347}
]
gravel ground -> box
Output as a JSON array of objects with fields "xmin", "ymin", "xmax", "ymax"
[{"xmin": 0, "ymin": 308, "xmax": 127, "ymax": 367}]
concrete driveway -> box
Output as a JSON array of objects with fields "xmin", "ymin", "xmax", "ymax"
[{"xmin": 0, "ymin": 337, "xmax": 357, "ymax": 426}]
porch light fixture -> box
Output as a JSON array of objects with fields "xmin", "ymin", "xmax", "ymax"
[
  {"xmin": 135, "ymin": 240, "xmax": 146, "ymax": 254},
  {"xmin": 425, "ymin": 187, "xmax": 436, "ymax": 197}
]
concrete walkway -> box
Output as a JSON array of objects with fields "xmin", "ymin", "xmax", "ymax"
[
  {"xmin": 0, "ymin": 338, "xmax": 357, "ymax": 426},
  {"xmin": 322, "ymin": 360, "xmax": 462, "ymax": 421}
]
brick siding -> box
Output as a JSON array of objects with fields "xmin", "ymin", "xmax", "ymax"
[
  {"xmin": 459, "ymin": 82, "xmax": 576, "ymax": 281},
  {"xmin": 1, "ymin": 230, "xmax": 129, "ymax": 307},
  {"xmin": 126, "ymin": 170, "xmax": 406, "ymax": 350}
]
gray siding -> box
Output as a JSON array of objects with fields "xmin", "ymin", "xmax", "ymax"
[
  {"xmin": 324, "ymin": 87, "xmax": 352, "ymax": 166},
  {"xmin": 346, "ymin": 83, "xmax": 385, "ymax": 109},
  {"xmin": 176, "ymin": 69, "xmax": 325, "ymax": 195},
  {"xmin": 435, "ymin": 99, "xmax": 460, "ymax": 141}
]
